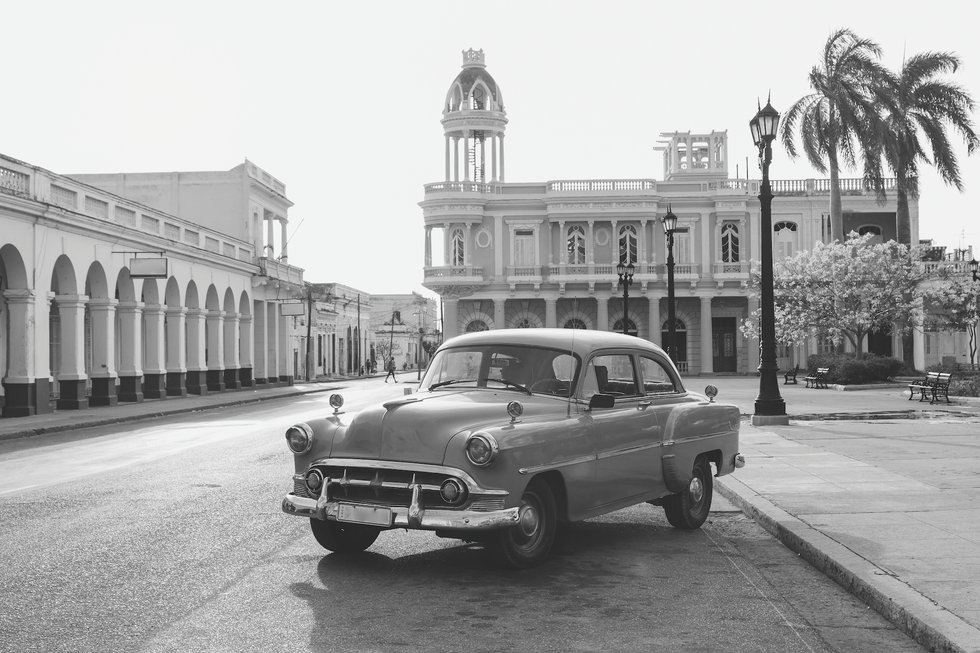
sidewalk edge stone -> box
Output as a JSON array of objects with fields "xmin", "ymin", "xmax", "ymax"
[{"xmin": 716, "ymin": 474, "xmax": 980, "ymax": 653}]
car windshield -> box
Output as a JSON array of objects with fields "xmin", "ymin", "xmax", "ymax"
[{"xmin": 420, "ymin": 344, "xmax": 581, "ymax": 397}]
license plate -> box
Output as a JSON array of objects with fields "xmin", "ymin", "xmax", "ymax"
[{"xmin": 337, "ymin": 503, "xmax": 393, "ymax": 527}]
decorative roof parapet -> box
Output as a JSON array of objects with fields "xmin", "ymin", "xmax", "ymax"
[{"xmin": 462, "ymin": 48, "xmax": 486, "ymax": 68}]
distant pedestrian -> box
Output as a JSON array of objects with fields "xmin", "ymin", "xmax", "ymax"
[{"xmin": 385, "ymin": 358, "xmax": 397, "ymax": 383}]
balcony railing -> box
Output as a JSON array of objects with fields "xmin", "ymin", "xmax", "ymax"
[
  {"xmin": 424, "ymin": 265, "xmax": 486, "ymax": 281},
  {"xmin": 713, "ymin": 262, "xmax": 750, "ymax": 276},
  {"xmin": 259, "ymin": 257, "xmax": 304, "ymax": 286},
  {"xmin": 770, "ymin": 177, "xmax": 898, "ymax": 195}
]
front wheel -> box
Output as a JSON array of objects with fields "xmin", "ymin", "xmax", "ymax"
[
  {"xmin": 310, "ymin": 518, "xmax": 381, "ymax": 553},
  {"xmin": 489, "ymin": 479, "xmax": 557, "ymax": 568},
  {"xmin": 663, "ymin": 457, "xmax": 713, "ymax": 530}
]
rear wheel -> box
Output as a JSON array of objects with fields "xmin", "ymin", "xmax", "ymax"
[
  {"xmin": 309, "ymin": 518, "xmax": 381, "ymax": 553},
  {"xmin": 490, "ymin": 479, "xmax": 557, "ymax": 568},
  {"xmin": 663, "ymin": 457, "xmax": 713, "ymax": 530}
]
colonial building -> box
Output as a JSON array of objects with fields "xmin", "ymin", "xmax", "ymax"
[
  {"xmin": 0, "ymin": 154, "xmax": 304, "ymax": 417},
  {"xmin": 371, "ymin": 293, "xmax": 439, "ymax": 371},
  {"xmin": 421, "ymin": 49, "xmax": 925, "ymax": 373},
  {"xmin": 308, "ymin": 283, "xmax": 372, "ymax": 377}
]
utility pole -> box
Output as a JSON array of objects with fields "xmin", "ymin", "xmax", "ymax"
[{"xmin": 305, "ymin": 284, "xmax": 314, "ymax": 381}]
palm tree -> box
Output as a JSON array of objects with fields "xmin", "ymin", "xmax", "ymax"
[
  {"xmin": 780, "ymin": 28, "xmax": 895, "ymax": 242},
  {"xmin": 876, "ymin": 51, "xmax": 978, "ymax": 245}
]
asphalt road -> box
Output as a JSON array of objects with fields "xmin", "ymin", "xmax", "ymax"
[{"xmin": 0, "ymin": 382, "xmax": 925, "ymax": 652}]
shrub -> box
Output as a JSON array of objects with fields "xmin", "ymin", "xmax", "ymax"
[{"xmin": 806, "ymin": 353, "xmax": 904, "ymax": 385}]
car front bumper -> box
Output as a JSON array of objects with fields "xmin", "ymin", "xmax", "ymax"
[{"xmin": 281, "ymin": 492, "xmax": 521, "ymax": 531}]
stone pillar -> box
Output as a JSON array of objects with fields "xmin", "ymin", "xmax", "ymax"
[
  {"xmin": 648, "ymin": 296, "xmax": 661, "ymax": 346},
  {"xmin": 223, "ymin": 311, "xmax": 241, "ymax": 390},
  {"xmin": 700, "ymin": 296, "xmax": 713, "ymax": 375},
  {"xmin": 185, "ymin": 308, "xmax": 207, "ymax": 395},
  {"xmin": 278, "ymin": 311, "xmax": 292, "ymax": 384},
  {"xmin": 266, "ymin": 212, "xmax": 275, "ymax": 258},
  {"xmin": 463, "ymin": 133, "xmax": 470, "ymax": 182},
  {"xmin": 239, "ymin": 313, "xmax": 253, "ymax": 387},
  {"xmin": 443, "ymin": 298, "xmax": 459, "ymax": 339},
  {"xmin": 116, "ymin": 302, "xmax": 144, "ymax": 402},
  {"xmin": 279, "ymin": 218, "xmax": 288, "ymax": 263},
  {"xmin": 499, "ymin": 133, "xmax": 505, "ymax": 182},
  {"xmin": 253, "ymin": 302, "xmax": 267, "ymax": 384},
  {"xmin": 491, "ymin": 133, "xmax": 498, "ymax": 182},
  {"xmin": 205, "ymin": 310, "xmax": 226, "ymax": 392},
  {"xmin": 596, "ymin": 294, "xmax": 609, "ymax": 332},
  {"xmin": 165, "ymin": 306, "xmax": 187, "ymax": 397},
  {"xmin": 88, "ymin": 298, "xmax": 119, "ymax": 406},
  {"xmin": 55, "ymin": 294, "xmax": 88, "ymax": 410},
  {"xmin": 545, "ymin": 298, "xmax": 557, "ymax": 328},
  {"xmin": 142, "ymin": 304, "xmax": 167, "ymax": 398},
  {"xmin": 2, "ymin": 290, "xmax": 44, "ymax": 416},
  {"xmin": 445, "ymin": 135, "xmax": 451, "ymax": 182},
  {"xmin": 267, "ymin": 303, "xmax": 280, "ymax": 383},
  {"xmin": 493, "ymin": 299, "xmax": 505, "ymax": 330}
]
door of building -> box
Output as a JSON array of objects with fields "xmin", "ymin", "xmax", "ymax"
[
  {"xmin": 868, "ymin": 327, "xmax": 893, "ymax": 357},
  {"xmin": 712, "ymin": 317, "xmax": 737, "ymax": 373}
]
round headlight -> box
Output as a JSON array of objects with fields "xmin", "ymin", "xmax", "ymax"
[
  {"xmin": 465, "ymin": 432, "xmax": 498, "ymax": 467},
  {"xmin": 285, "ymin": 423, "xmax": 314, "ymax": 455},
  {"xmin": 439, "ymin": 478, "xmax": 467, "ymax": 505}
]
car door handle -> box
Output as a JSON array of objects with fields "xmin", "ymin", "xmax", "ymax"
[{"xmin": 638, "ymin": 401, "xmax": 653, "ymax": 409}]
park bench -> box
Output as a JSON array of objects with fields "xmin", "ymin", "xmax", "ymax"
[
  {"xmin": 804, "ymin": 367, "xmax": 829, "ymax": 389},
  {"xmin": 783, "ymin": 366, "xmax": 799, "ymax": 385},
  {"xmin": 908, "ymin": 371, "xmax": 952, "ymax": 404}
]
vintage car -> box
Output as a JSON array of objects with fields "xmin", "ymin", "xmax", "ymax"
[{"xmin": 281, "ymin": 328, "xmax": 744, "ymax": 567}]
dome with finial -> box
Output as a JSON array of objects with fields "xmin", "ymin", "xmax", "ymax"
[{"xmin": 444, "ymin": 49, "xmax": 504, "ymax": 114}]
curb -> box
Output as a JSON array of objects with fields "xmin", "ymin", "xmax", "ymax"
[
  {"xmin": 715, "ymin": 475, "xmax": 980, "ymax": 653},
  {"xmin": 0, "ymin": 385, "xmax": 338, "ymax": 442}
]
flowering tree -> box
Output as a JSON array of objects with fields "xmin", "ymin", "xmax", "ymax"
[
  {"xmin": 924, "ymin": 268, "xmax": 980, "ymax": 365},
  {"xmin": 741, "ymin": 233, "xmax": 929, "ymax": 354}
]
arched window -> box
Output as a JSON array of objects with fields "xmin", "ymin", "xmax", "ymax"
[
  {"xmin": 773, "ymin": 221, "xmax": 799, "ymax": 260},
  {"xmin": 516, "ymin": 318, "xmax": 532, "ymax": 328},
  {"xmin": 564, "ymin": 318, "xmax": 587, "ymax": 329},
  {"xmin": 451, "ymin": 228, "xmax": 464, "ymax": 266},
  {"xmin": 612, "ymin": 318, "xmax": 638, "ymax": 337},
  {"xmin": 619, "ymin": 225, "xmax": 637, "ymax": 265},
  {"xmin": 567, "ymin": 225, "xmax": 586, "ymax": 264},
  {"xmin": 721, "ymin": 223, "xmax": 739, "ymax": 263},
  {"xmin": 465, "ymin": 320, "xmax": 489, "ymax": 332},
  {"xmin": 858, "ymin": 225, "xmax": 883, "ymax": 245}
]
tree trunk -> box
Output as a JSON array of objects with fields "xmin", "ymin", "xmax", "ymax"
[
  {"xmin": 896, "ymin": 181, "xmax": 915, "ymax": 369},
  {"xmin": 829, "ymin": 153, "xmax": 844, "ymax": 243}
]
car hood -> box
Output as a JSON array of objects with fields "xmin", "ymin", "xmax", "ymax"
[{"xmin": 328, "ymin": 390, "xmax": 537, "ymax": 464}]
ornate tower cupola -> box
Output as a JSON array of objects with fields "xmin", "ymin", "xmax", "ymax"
[
  {"xmin": 442, "ymin": 48, "xmax": 508, "ymax": 184},
  {"xmin": 655, "ymin": 130, "xmax": 729, "ymax": 181}
]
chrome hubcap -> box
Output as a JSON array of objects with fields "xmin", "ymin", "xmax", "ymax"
[
  {"xmin": 689, "ymin": 476, "xmax": 704, "ymax": 504},
  {"xmin": 518, "ymin": 504, "xmax": 540, "ymax": 537}
]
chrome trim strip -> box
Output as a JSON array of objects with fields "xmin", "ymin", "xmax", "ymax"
[
  {"xmin": 518, "ymin": 453, "xmax": 595, "ymax": 476},
  {"xmin": 281, "ymin": 494, "xmax": 521, "ymax": 531},
  {"xmin": 595, "ymin": 441, "xmax": 663, "ymax": 461}
]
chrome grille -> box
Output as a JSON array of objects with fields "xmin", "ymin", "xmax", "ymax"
[
  {"xmin": 469, "ymin": 497, "xmax": 506, "ymax": 512},
  {"xmin": 292, "ymin": 477, "xmax": 312, "ymax": 498},
  {"xmin": 313, "ymin": 465, "xmax": 481, "ymax": 510}
]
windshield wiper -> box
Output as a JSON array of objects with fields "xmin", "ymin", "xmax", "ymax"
[
  {"xmin": 428, "ymin": 379, "xmax": 477, "ymax": 390},
  {"xmin": 486, "ymin": 377, "xmax": 532, "ymax": 395}
]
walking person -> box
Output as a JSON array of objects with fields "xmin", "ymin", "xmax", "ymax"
[{"xmin": 384, "ymin": 358, "xmax": 397, "ymax": 383}]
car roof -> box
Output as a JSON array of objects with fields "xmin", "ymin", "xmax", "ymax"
[{"xmin": 439, "ymin": 328, "xmax": 667, "ymax": 359}]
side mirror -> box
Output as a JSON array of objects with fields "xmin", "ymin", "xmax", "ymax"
[
  {"xmin": 588, "ymin": 393, "xmax": 616, "ymax": 410},
  {"xmin": 704, "ymin": 385, "xmax": 718, "ymax": 403}
]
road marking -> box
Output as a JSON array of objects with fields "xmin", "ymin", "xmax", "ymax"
[{"xmin": 0, "ymin": 484, "xmax": 37, "ymax": 496}]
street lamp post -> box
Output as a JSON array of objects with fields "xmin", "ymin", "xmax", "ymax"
[
  {"xmin": 661, "ymin": 207, "xmax": 678, "ymax": 363},
  {"xmin": 750, "ymin": 97, "xmax": 788, "ymax": 424},
  {"xmin": 616, "ymin": 261, "xmax": 635, "ymax": 336}
]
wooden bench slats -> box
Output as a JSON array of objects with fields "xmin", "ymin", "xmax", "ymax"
[
  {"xmin": 907, "ymin": 371, "xmax": 953, "ymax": 404},
  {"xmin": 804, "ymin": 367, "xmax": 829, "ymax": 389}
]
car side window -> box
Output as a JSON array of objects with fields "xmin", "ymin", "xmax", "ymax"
[
  {"xmin": 640, "ymin": 356, "xmax": 678, "ymax": 394},
  {"xmin": 589, "ymin": 354, "xmax": 639, "ymax": 397}
]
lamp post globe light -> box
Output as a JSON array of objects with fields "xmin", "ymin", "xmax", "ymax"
[
  {"xmin": 750, "ymin": 97, "xmax": 788, "ymax": 425},
  {"xmin": 661, "ymin": 206, "xmax": 678, "ymax": 363},
  {"xmin": 616, "ymin": 260, "xmax": 635, "ymax": 336}
]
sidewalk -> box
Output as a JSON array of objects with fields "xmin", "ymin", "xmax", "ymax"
[{"xmin": 2, "ymin": 373, "xmax": 979, "ymax": 651}]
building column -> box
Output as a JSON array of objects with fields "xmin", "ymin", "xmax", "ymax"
[
  {"xmin": 913, "ymin": 325, "xmax": 925, "ymax": 372},
  {"xmin": 238, "ymin": 313, "xmax": 253, "ymax": 387},
  {"xmin": 596, "ymin": 294, "xmax": 609, "ymax": 332},
  {"xmin": 224, "ymin": 311, "xmax": 242, "ymax": 390},
  {"xmin": 747, "ymin": 297, "xmax": 760, "ymax": 373},
  {"xmin": 443, "ymin": 298, "xmax": 459, "ymax": 339},
  {"xmin": 499, "ymin": 133, "xmax": 505, "ymax": 182},
  {"xmin": 278, "ymin": 311, "xmax": 292, "ymax": 384},
  {"xmin": 186, "ymin": 308, "xmax": 207, "ymax": 395},
  {"xmin": 700, "ymin": 296, "xmax": 713, "ymax": 375},
  {"xmin": 143, "ymin": 304, "xmax": 167, "ymax": 399},
  {"xmin": 206, "ymin": 310, "xmax": 226, "ymax": 392},
  {"xmin": 253, "ymin": 302, "xmax": 267, "ymax": 384},
  {"xmin": 493, "ymin": 298, "xmax": 505, "ymax": 330},
  {"xmin": 444, "ymin": 134, "xmax": 451, "ymax": 182},
  {"xmin": 267, "ymin": 303, "xmax": 280, "ymax": 383},
  {"xmin": 165, "ymin": 306, "xmax": 188, "ymax": 397},
  {"xmin": 55, "ymin": 294, "xmax": 88, "ymax": 410},
  {"xmin": 88, "ymin": 298, "xmax": 119, "ymax": 406},
  {"xmin": 545, "ymin": 298, "xmax": 557, "ymax": 328},
  {"xmin": 279, "ymin": 217, "xmax": 289, "ymax": 263},
  {"xmin": 2, "ymin": 290, "xmax": 45, "ymax": 417},
  {"xmin": 117, "ymin": 302, "xmax": 144, "ymax": 402},
  {"xmin": 424, "ymin": 226, "xmax": 432, "ymax": 267},
  {"xmin": 491, "ymin": 133, "xmax": 498, "ymax": 181},
  {"xmin": 648, "ymin": 296, "xmax": 661, "ymax": 346},
  {"xmin": 266, "ymin": 211, "xmax": 275, "ymax": 258}
]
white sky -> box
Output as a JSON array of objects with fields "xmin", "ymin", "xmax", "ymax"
[{"xmin": 5, "ymin": 0, "xmax": 978, "ymax": 298}]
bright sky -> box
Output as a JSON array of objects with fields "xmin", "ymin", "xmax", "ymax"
[{"xmin": 5, "ymin": 1, "xmax": 978, "ymax": 298}]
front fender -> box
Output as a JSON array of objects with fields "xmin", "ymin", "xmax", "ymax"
[{"xmin": 290, "ymin": 414, "xmax": 348, "ymax": 473}]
